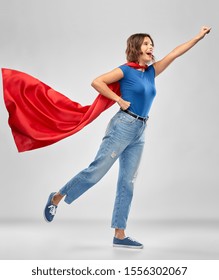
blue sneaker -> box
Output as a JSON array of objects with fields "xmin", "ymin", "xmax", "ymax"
[
  {"xmin": 113, "ymin": 236, "xmax": 143, "ymax": 249},
  {"xmin": 44, "ymin": 192, "xmax": 57, "ymax": 222}
]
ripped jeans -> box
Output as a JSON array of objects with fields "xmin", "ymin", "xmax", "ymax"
[{"xmin": 59, "ymin": 110, "xmax": 147, "ymax": 229}]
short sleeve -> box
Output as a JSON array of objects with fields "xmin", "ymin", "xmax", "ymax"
[
  {"xmin": 148, "ymin": 64, "xmax": 155, "ymax": 78},
  {"xmin": 118, "ymin": 64, "xmax": 129, "ymax": 76}
]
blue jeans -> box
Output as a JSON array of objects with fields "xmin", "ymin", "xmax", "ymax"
[{"xmin": 59, "ymin": 110, "xmax": 147, "ymax": 229}]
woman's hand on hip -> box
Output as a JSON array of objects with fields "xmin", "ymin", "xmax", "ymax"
[{"xmin": 117, "ymin": 97, "xmax": 131, "ymax": 110}]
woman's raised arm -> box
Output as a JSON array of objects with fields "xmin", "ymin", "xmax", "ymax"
[{"xmin": 153, "ymin": 26, "xmax": 211, "ymax": 77}]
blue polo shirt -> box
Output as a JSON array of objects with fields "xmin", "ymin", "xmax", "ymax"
[{"xmin": 118, "ymin": 64, "xmax": 156, "ymax": 117}]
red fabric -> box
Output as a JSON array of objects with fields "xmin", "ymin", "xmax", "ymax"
[
  {"xmin": 2, "ymin": 63, "xmax": 147, "ymax": 152},
  {"xmin": 124, "ymin": 62, "xmax": 148, "ymax": 70}
]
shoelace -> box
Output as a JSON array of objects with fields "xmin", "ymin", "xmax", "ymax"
[
  {"xmin": 48, "ymin": 205, "xmax": 56, "ymax": 216},
  {"xmin": 127, "ymin": 237, "xmax": 138, "ymax": 243}
]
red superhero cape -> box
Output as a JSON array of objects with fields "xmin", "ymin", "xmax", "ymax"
[{"xmin": 2, "ymin": 63, "xmax": 147, "ymax": 152}]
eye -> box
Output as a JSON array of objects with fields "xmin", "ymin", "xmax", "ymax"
[{"xmin": 146, "ymin": 43, "xmax": 154, "ymax": 47}]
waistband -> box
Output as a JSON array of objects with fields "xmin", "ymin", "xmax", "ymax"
[{"xmin": 122, "ymin": 109, "xmax": 149, "ymax": 123}]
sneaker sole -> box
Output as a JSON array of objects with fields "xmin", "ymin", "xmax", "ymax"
[{"xmin": 113, "ymin": 244, "xmax": 143, "ymax": 249}]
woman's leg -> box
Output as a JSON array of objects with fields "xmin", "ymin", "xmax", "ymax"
[
  {"xmin": 44, "ymin": 110, "xmax": 146, "ymax": 226},
  {"xmin": 52, "ymin": 110, "xmax": 135, "ymax": 205},
  {"xmin": 58, "ymin": 134, "xmax": 125, "ymax": 204},
  {"xmin": 44, "ymin": 115, "xmax": 126, "ymax": 221},
  {"xmin": 111, "ymin": 132, "xmax": 145, "ymax": 233}
]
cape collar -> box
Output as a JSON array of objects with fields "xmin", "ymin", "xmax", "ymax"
[{"xmin": 125, "ymin": 62, "xmax": 148, "ymax": 70}]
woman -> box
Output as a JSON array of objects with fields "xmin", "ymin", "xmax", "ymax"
[{"xmin": 44, "ymin": 26, "xmax": 211, "ymax": 249}]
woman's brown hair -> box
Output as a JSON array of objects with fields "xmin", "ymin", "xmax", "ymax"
[{"xmin": 126, "ymin": 33, "xmax": 155, "ymax": 62}]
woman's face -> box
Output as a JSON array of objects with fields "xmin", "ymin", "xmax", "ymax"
[{"xmin": 139, "ymin": 36, "xmax": 154, "ymax": 63}]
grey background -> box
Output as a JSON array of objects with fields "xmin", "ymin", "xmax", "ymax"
[{"xmin": 0, "ymin": 0, "xmax": 219, "ymax": 260}]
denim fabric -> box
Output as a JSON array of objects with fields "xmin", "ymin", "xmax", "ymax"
[{"xmin": 59, "ymin": 110, "xmax": 147, "ymax": 229}]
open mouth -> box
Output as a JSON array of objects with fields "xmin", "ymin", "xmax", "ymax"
[{"xmin": 146, "ymin": 53, "xmax": 153, "ymax": 59}]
